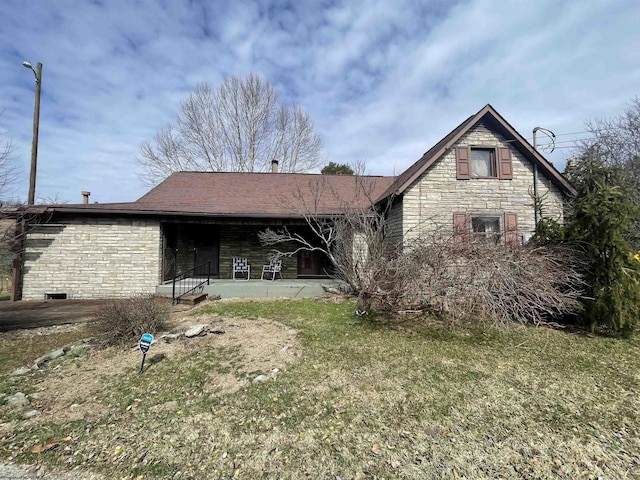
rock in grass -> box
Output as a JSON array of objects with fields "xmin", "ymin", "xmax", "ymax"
[
  {"xmin": 24, "ymin": 409, "xmax": 39, "ymax": 419},
  {"xmin": 33, "ymin": 348, "xmax": 66, "ymax": 368},
  {"xmin": 67, "ymin": 344, "xmax": 89, "ymax": 356},
  {"xmin": 10, "ymin": 366, "xmax": 31, "ymax": 376},
  {"xmin": 6, "ymin": 392, "xmax": 29, "ymax": 408},
  {"xmin": 185, "ymin": 325, "xmax": 208, "ymax": 338},
  {"xmin": 210, "ymin": 326, "xmax": 225, "ymax": 335},
  {"xmin": 253, "ymin": 375, "xmax": 268, "ymax": 383},
  {"xmin": 160, "ymin": 333, "xmax": 182, "ymax": 343}
]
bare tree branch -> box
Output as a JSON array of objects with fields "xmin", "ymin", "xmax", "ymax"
[
  {"xmin": 137, "ymin": 74, "xmax": 323, "ymax": 186},
  {"xmin": 0, "ymin": 113, "xmax": 20, "ymax": 203},
  {"xmin": 258, "ymin": 173, "xmax": 395, "ymax": 300}
]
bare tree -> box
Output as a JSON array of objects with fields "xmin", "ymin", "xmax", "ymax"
[
  {"xmin": 573, "ymin": 97, "xmax": 640, "ymax": 245},
  {"xmin": 258, "ymin": 170, "xmax": 394, "ymax": 310},
  {"xmin": 0, "ymin": 117, "xmax": 20, "ymax": 204},
  {"xmin": 582, "ymin": 97, "xmax": 640, "ymax": 170},
  {"xmin": 0, "ymin": 114, "xmax": 21, "ymax": 295},
  {"xmin": 138, "ymin": 74, "xmax": 323, "ymax": 186}
]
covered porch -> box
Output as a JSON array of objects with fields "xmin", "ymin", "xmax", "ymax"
[{"xmin": 160, "ymin": 218, "xmax": 333, "ymax": 283}]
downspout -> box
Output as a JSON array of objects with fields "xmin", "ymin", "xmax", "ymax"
[{"xmin": 532, "ymin": 128, "xmax": 540, "ymax": 229}]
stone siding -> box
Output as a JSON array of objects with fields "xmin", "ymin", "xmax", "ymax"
[
  {"xmin": 22, "ymin": 217, "xmax": 161, "ymax": 300},
  {"xmin": 402, "ymin": 122, "xmax": 565, "ymax": 243}
]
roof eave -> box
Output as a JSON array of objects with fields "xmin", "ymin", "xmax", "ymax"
[{"xmin": 31, "ymin": 205, "xmax": 343, "ymax": 220}]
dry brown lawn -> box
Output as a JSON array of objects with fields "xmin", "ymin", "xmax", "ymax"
[{"xmin": 0, "ymin": 298, "xmax": 639, "ymax": 479}]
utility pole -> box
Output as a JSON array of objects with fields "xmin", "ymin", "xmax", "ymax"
[
  {"xmin": 532, "ymin": 127, "xmax": 555, "ymax": 228},
  {"xmin": 23, "ymin": 61, "xmax": 42, "ymax": 206}
]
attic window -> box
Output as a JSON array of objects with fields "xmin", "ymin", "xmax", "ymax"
[
  {"xmin": 471, "ymin": 148, "xmax": 496, "ymax": 178},
  {"xmin": 456, "ymin": 146, "xmax": 513, "ymax": 180}
]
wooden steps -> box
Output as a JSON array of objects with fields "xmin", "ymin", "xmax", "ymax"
[{"xmin": 176, "ymin": 293, "xmax": 208, "ymax": 305}]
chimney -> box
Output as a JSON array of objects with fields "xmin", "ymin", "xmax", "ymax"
[
  {"xmin": 271, "ymin": 159, "xmax": 279, "ymax": 173},
  {"xmin": 81, "ymin": 191, "xmax": 90, "ymax": 204}
]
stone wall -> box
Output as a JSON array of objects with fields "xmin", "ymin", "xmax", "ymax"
[
  {"xmin": 22, "ymin": 217, "xmax": 161, "ymax": 300},
  {"xmin": 402, "ymin": 122, "xmax": 565, "ymax": 243}
]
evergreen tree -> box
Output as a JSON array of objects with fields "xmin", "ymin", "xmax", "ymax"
[
  {"xmin": 321, "ymin": 162, "xmax": 354, "ymax": 175},
  {"xmin": 565, "ymin": 149, "xmax": 640, "ymax": 335}
]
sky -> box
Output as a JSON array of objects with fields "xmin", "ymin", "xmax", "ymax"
[{"xmin": 1, "ymin": 0, "xmax": 639, "ymax": 204}]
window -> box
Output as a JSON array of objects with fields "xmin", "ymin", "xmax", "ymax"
[
  {"xmin": 453, "ymin": 212, "xmax": 519, "ymax": 245},
  {"xmin": 472, "ymin": 216, "xmax": 501, "ymax": 243},
  {"xmin": 471, "ymin": 148, "xmax": 496, "ymax": 178},
  {"xmin": 455, "ymin": 146, "xmax": 513, "ymax": 180}
]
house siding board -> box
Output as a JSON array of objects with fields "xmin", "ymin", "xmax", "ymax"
[
  {"xmin": 22, "ymin": 217, "xmax": 161, "ymax": 300},
  {"xmin": 385, "ymin": 198, "xmax": 403, "ymax": 244},
  {"xmin": 218, "ymin": 225, "xmax": 298, "ymax": 279},
  {"xmin": 401, "ymin": 124, "xmax": 564, "ymax": 242}
]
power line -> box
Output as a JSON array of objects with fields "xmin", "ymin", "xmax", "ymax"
[{"xmin": 526, "ymin": 127, "xmax": 618, "ymax": 139}]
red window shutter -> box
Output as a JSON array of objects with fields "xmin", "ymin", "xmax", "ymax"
[
  {"xmin": 503, "ymin": 213, "xmax": 518, "ymax": 244},
  {"xmin": 453, "ymin": 212, "xmax": 469, "ymax": 237},
  {"xmin": 498, "ymin": 147, "xmax": 513, "ymax": 180},
  {"xmin": 456, "ymin": 147, "xmax": 471, "ymax": 180}
]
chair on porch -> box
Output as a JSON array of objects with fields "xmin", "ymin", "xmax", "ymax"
[
  {"xmin": 232, "ymin": 257, "xmax": 250, "ymax": 281},
  {"xmin": 261, "ymin": 258, "xmax": 282, "ymax": 281}
]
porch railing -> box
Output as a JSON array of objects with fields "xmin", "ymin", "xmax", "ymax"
[{"xmin": 171, "ymin": 260, "xmax": 211, "ymax": 305}]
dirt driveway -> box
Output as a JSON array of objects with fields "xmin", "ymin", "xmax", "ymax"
[{"xmin": 0, "ymin": 300, "xmax": 108, "ymax": 332}]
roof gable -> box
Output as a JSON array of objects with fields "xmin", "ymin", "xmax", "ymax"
[{"xmin": 382, "ymin": 104, "xmax": 575, "ymax": 199}]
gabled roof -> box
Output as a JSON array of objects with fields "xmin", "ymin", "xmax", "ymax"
[
  {"xmin": 32, "ymin": 172, "xmax": 396, "ymax": 218},
  {"xmin": 381, "ymin": 104, "xmax": 575, "ymax": 199},
  {"xmin": 28, "ymin": 104, "xmax": 573, "ymax": 218}
]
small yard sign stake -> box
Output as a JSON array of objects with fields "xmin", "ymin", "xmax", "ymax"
[{"xmin": 139, "ymin": 333, "xmax": 154, "ymax": 374}]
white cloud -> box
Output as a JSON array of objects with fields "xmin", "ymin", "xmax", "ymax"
[{"xmin": 0, "ymin": 0, "xmax": 638, "ymax": 203}]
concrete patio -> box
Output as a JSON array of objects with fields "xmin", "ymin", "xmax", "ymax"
[{"xmin": 156, "ymin": 278, "xmax": 344, "ymax": 300}]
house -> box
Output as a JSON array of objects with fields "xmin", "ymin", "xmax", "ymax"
[
  {"xmin": 380, "ymin": 104, "xmax": 573, "ymax": 245},
  {"xmin": 13, "ymin": 104, "xmax": 574, "ymax": 301}
]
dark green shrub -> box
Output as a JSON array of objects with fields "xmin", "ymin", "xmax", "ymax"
[
  {"xmin": 533, "ymin": 218, "xmax": 565, "ymax": 245},
  {"xmin": 91, "ymin": 295, "xmax": 170, "ymax": 347},
  {"xmin": 565, "ymin": 153, "xmax": 640, "ymax": 336}
]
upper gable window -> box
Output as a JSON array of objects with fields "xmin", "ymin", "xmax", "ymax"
[
  {"xmin": 456, "ymin": 146, "xmax": 513, "ymax": 180},
  {"xmin": 471, "ymin": 148, "xmax": 496, "ymax": 178}
]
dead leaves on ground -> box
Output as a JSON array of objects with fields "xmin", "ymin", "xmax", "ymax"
[{"xmin": 30, "ymin": 437, "xmax": 61, "ymax": 454}]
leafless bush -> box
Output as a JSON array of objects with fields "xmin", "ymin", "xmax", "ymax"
[
  {"xmin": 363, "ymin": 234, "xmax": 584, "ymax": 326},
  {"xmin": 91, "ymin": 295, "xmax": 170, "ymax": 347}
]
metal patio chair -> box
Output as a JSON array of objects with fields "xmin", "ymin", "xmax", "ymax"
[
  {"xmin": 261, "ymin": 258, "xmax": 282, "ymax": 281},
  {"xmin": 232, "ymin": 257, "xmax": 250, "ymax": 281}
]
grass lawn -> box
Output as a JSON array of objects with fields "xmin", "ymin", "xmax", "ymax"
[{"xmin": 1, "ymin": 298, "xmax": 639, "ymax": 479}]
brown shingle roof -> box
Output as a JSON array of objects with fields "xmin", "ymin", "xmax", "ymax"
[{"xmin": 36, "ymin": 172, "xmax": 396, "ymax": 218}]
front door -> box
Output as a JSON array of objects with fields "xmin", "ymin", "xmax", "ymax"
[
  {"xmin": 298, "ymin": 250, "xmax": 318, "ymax": 276},
  {"xmin": 194, "ymin": 227, "xmax": 219, "ymax": 276},
  {"xmin": 298, "ymin": 250, "xmax": 332, "ymax": 277}
]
